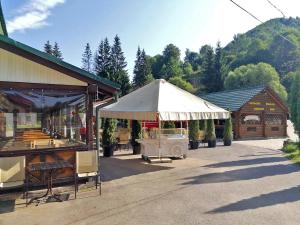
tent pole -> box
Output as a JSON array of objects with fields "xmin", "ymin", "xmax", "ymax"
[{"xmin": 158, "ymin": 116, "xmax": 161, "ymax": 159}]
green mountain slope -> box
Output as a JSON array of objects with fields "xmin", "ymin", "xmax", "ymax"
[{"xmin": 223, "ymin": 17, "xmax": 300, "ymax": 77}]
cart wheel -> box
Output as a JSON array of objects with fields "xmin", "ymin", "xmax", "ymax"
[{"xmin": 183, "ymin": 154, "xmax": 187, "ymax": 159}]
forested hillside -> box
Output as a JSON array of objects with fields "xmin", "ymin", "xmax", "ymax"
[{"xmin": 223, "ymin": 17, "xmax": 300, "ymax": 78}]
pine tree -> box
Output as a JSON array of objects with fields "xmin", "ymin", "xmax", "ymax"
[
  {"xmin": 133, "ymin": 47, "xmax": 142, "ymax": 87},
  {"xmin": 94, "ymin": 38, "xmax": 111, "ymax": 79},
  {"xmin": 202, "ymin": 45, "xmax": 215, "ymax": 93},
  {"xmin": 214, "ymin": 41, "xmax": 223, "ymax": 92},
  {"xmin": 110, "ymin": 35, "xmax": 130, "ymax": 96},
  {"xmin": 44, "ymin": 41, "xmax": 52, "ymax": 55},
  {"xmin": 52, "ymin": 42, "xmax": 63, "ymax": 60},
  {"xmin": 81, "ymin": 43, "xmax": 93, "ymax": 72},
  {"xmin": 133, "ymin": 47, "xmax": 153, "ymax": 88}
]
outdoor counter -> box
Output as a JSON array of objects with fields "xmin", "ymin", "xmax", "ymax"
[{"xmin": 137, "ymin": 136, "xmax": 188, "ymax": 158}]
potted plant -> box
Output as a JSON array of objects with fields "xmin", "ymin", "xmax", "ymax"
[
  {"xmin": 131, "ymin": 120, "xmax": 142, "ymax": 155},
  {"xmin": 102, "ymin": 118, "xmax": 117, "ymax": 157},
  {"xmin": 206, "ymin": 119, "xmax": 216, "ymax": 148},
  {"xmin": 189, "ymin": 120, "xmax": 199, "ymax": 149},
  {"xmin": 223, "ymin": 116, "xmax": 233, "ymax": 146}
]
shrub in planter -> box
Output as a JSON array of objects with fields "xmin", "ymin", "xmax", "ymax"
[
  {"xmin": 189, "ymin": 120, "xmax": 199, "ymax": 149},
  {"xmin": 199, "ymin": 120, "xmax": 206, "ymax": 132},
  {"xmin": 102, "ymin": 118, "xmax": 117, "ymax": 157},
  {"xmin": 223, "ymin": 116, "xmax": 233, "ymax": 146},
  {"xmin": 206, "ymin": 119, "xmax": 216, "ymax": 148},
  {"xmin": 131, "ymin": 120, "xmax": 142, "ymax": 155}
]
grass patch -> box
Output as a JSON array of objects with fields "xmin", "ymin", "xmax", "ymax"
[{"xmin": 282, "ymin": 142, "xmax": 300, "ymax": 164}]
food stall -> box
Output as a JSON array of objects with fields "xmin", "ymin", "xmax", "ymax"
[{"xmin": 99, "ymin": 79, "xmax": 230, "ymax": 160}]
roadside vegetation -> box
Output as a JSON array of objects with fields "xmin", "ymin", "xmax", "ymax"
[{"xmin": 282, "ymin": 141, "xmax": 300, "ymax": 164}]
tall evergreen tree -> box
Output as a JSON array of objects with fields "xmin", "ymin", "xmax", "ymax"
[
  {"xmin": 133, "ymin": 47, "xmax": 153, "ymax": 88},
  {"xmin": 44, "ymin": 41, "xmax": 52, "ymax": 55},
  {"xmin": 202, "ymin": 45, "xmax": 215, "ymax": 93},
  {"xmin": 110, "ymin": 35, "xmax": 130, "ymax": 96},
  {"xmin": 94, "ymin": 38, "xmax": 111, "ymax": 79},
  {"xmin": 52, "ymin": 42, "xmax": 63, "ymax": 60},
  {"xmin": 81, "ymin": 43, "xmax": 93, "ymax": 72},
  {"xmin": 214, "ymin": 41, "xmax": 224, "ymax": 92}
]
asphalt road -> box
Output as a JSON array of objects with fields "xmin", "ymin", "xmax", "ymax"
[{"xmin": 1, "ymin": 143, "xmax": 300, "ymax": 225}]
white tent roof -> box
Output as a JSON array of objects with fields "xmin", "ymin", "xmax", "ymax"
[{"xmin": 99, "ymin": 79, "xmax": 230, "ymax": 121}]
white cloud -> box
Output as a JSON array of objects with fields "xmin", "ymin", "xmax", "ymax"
[{"xmin": 7, "ymin": 0, "xmax": 65, "ymax": 33}]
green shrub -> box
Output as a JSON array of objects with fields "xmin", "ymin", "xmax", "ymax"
[
  {"xmin": 199, "ymin": 120, "xmax": 206, "ymax": 131},
  {"xmin": 223, "ymin": 116, "xmax": 233, "ymax": 141},
  {"xmin": 189, "ymin": 120, "xmax": 199, "ymax": 141},
  {"xmin": 282, "ymin": 143, "xmax": 298, "ymax": 153},
  {"xmin": 102, "ymin": 118, "xmax": 117, "ymax": 146},
  {"xmin": 163, "ymin": 121, "xmax": 176, "ymax": 129},
  {"xmin": 131, "ymin": 120, "xmax": 141, "ymax": 147},
  {"xmin": 206, "ymin": 119, "xmax": 216, "ymax": 141}
]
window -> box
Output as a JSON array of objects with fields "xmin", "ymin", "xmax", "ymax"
[
  {"xmin": 271, "ymin": 127, "xmax": 279, "ymax": 131},
  {"xmin": 247, "ymin": 127, "xmax": 257, "ymax": 132},
  {"xmin": 265, "ymin": 114, "xmax": 283, "ymax": 125},
  {"xmin": 0, "ymin": 88, "xmax": 86, "ymax": 151},
  {"xmin": 241, "ymin": 114, "xmax": 261, "ymax": 125}
]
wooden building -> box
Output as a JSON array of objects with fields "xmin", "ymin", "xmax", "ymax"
[
  {"xmin": 201, "ymin": 86, "xmax": 289, "ymax": 139},
  {"xmin": 0, "ymin": 2, "xmax": 119, "ymax": 189}
]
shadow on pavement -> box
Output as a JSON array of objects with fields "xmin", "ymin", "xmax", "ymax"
[
  {"xmin": 182, "ymin": 164, "xmax": 300, "ymax": 185},
  {"xmin": 208, "ymin": 185, "xmax": 300, "ymax": 213},
  {"xmin": 204, "ymin": 157, "xmax": 287, "ymax": 168},
  {"xmin": 101, "ymin": 157, "xmax": 173, "ymax": 182}
]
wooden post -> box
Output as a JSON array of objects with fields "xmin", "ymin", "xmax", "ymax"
[
  {"xmin": 262, "ymin": 111, "xmax": 266, "ymax": 138},
  {"xmin": 86, "ymin": 84, "xmax": 97, "ymax": 150}
]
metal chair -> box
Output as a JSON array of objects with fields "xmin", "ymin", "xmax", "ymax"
[{"xmin": 75, "ymin": 150, "xmax": 101, "ymax": 198}]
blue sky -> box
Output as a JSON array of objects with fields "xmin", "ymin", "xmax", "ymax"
[{"xmin": 2, "ymin": 0, "xmax": 300, "ymax": 79}]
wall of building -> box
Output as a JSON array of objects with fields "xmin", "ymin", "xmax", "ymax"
[
  {"xmin": 0, "ymin": 48, "xmax": 87, "ymax": 86},
  {"xmin": 236, "ymin": 90, "xmax": 287, "ymax": 139}
]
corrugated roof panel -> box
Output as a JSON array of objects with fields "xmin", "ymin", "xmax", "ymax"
[{"xmin": 200, "ymin": 86, "xmax": 265, "ymax": 111}]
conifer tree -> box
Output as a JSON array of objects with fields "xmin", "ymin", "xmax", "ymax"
[
  {"xmin": 52, "ymin": 42, "xmax": 63, "ymax": 60},
  {"xmin": 94, "ymin": 38, "xmax": 111, "ymax": 79},
  {"xmin": 214, "ymin": 41, "xmax": 223, "ymax": 92},
  {"xmin": 133, "ymin": 47, "xmax": 153, "ymax": 88},
  {"xmin": 202, "ymin": 45, "xmax": 215, "ymax": 93},
  {"xmin": 110, "ymin": 35, "xmax": 130, "ymax": 96},
  {"xmin": 44, "ymin": 41, "xmax": 52, "ymax": 55},
  {"xmin": 290, "ymin": 72, "xmax": 300, "ymax": 134},
  {"xmin": 81, "ymin": 43, "xmax": 93, "ymax": 72}
]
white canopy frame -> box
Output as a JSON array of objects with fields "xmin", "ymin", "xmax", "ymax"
[{"xmin": 97, "ymin": 79, "xmax": 230, "ymax": 158}]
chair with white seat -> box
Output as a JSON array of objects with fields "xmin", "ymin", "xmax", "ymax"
[{"xmin": 75, "ymin": 150, "xmax": 101, "ymax": 198}]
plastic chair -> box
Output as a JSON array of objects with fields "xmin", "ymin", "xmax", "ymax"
[{"xmin": 75, "ymin": 150, "xmax": 101, "ymax": 198}]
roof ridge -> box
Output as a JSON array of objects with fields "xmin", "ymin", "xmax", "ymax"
[{"xmin": 200, "ymin": 85, "xmax": 266, "ymax": 97}]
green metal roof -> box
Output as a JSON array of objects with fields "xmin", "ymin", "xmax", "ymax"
[
  {"xmin": 0, "ymin": 34, "xmax": 120, "ymax": 89},
  {"xmin": 0, "ymin": 0, "xmax": 8, "ymax": 36},
  {"xmin": 200, "ymin": 86, "xmax": 266, "ymax": 112}
]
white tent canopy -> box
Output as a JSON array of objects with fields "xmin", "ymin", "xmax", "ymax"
[{"xmin": 99, "ymin": 79, "xmax": 230, "ymax": 121}]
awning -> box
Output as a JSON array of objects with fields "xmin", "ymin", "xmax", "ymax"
[{"xmin": 99, "ymin": 79, "xmax": 230, "ymax": 121}]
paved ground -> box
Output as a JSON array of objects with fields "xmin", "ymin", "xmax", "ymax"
[{"xmin": 1, "ymin": 142, "xmax": 300, "ymax": 225}]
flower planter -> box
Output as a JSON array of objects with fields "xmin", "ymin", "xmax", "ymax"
[
  {"xmin": 223, "ymin": 139, "xmax": 232, "ymax": 146},
  {"xmin": 190, "ymin": 141, "xmax": 199, "ymax": 150},
  {"xmin": 103, "ymin": 145, "xmax": 115, "ymax": 157},
  {"xmin": 208, "ymin": 140, "xmax": 216, "ymax": 148},
  {"xmin": 133, "ymin": 144, "xmax": 141, "ymax": 155}
]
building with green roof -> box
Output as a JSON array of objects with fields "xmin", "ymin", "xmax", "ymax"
[
  {"xmin": 0, "ymin": 0, "xmax": 119, "ymax": 189},
  {"xmin": 200, "ymin": 86, "xmax": 288, "ymax": 139}
]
